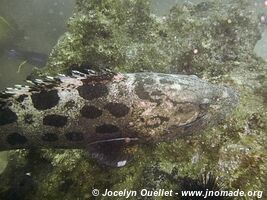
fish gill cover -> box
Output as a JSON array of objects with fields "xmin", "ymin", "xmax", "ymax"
[{"xmin": 0, "ymin": 0, "xmax": 266, "ymax": 200}]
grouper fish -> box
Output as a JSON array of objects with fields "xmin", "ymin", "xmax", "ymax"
[{"xmin": 0, "ymin": 70, "xmax": 238, "ymax": 167}]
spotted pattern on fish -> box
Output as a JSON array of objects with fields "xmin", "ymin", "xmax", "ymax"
[
  {"xmin": 65, "ymin": 131, "xmax": 84, "ymax": 141},
  {"xmin": 43, "ymin": 114, "xmax": 68, "ymax": 127},
  {"xmin": 104, "ymin": 103, "xmax": 130, "ymax": 118},
  {"xmin": 7, "ymin": 133, "xmax": 27, "ymax": 145},
  {"xmin": 0, "ymin": 70, "xmax": 238, "ymax": 156},
  {"xmin": 31, "ymin": 89, "xmax": 59, "ymax": 110},
  {"xmin": 95, "ymin": 124, "xmax": 120, "ymax": 133},
  {"xmin": 80, "ymin": 105, "xmax": 102, "ymax": 119},
  {"xmin": 0, "ymin": 106, "xmax": 18, "ymax": 125},
  {"xmin": 77, "ymin": 84, "xmax": 108, "ymax": 100}
]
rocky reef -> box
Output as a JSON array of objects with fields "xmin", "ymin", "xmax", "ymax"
[{"xmin": 0, "ymin": 0, "xmax": 266, "ymax": 199}]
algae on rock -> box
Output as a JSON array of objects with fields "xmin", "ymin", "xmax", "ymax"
[
  {"xmin": 0, "ymin": 0, "xmax": 266, "ymax": 199},
  {"xmin": 42, "ymin": 0, "xmax": 261, "ymax": 77}
]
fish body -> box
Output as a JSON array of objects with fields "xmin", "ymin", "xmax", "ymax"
[
  {"xmin": 5, "ymin": 48, "xmax": 48, "ymax": 67},
  {"xmin": 0, "ymin": 71, "xmax": 238, "ymax": 166}
]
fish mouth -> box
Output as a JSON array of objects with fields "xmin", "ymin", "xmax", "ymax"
[
  {"xmin": 176, "ymin": 113, "xmax": 207, "ymax": 131},
  {"xmin": 178, "ymin": 114, "xmax": 207, "ymax": 129}
]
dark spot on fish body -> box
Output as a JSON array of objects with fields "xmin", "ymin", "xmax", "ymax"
[
  {"xmin": 0, "ymin": 93, "xmax": 13, "ymax": 99},
  {"xmin": 65, "ymin": 132, "xmax": 84, "ymax": 141},
  {"xmin": 134, "ymin": 75, "xmax": 156, "ymax": 99},
  {"xmin": 104, "ymin": 103, "xmax": 130, "ymax": 118},
  {"xmin": 7, "ymin": 133, "xmax": 27, "ymax": 145},
  {"xmin": 42, "ymin": 133, "xmax": 58, "ymax": 142},
  {"xmin": 24, "ymin": 114, "xmax": 34, "ymax": 124},
  {"xmin": 43, "ymin": 114, "xmax": 68, "ymax": 127},
  {"xmin": 77, "ymin": 83, "xmax": 108, "ymax": 100},
  {"xmin": 31, "ymin": 90, "xmax": 59, "ymax": 110},
  {"xmin": 0, "ymin": 107, "xmax": 18, "ymax": 125},
  {"xmin": 80, "ymin": 105, "xmax": 102, "ymax": 119},
  {"xmin": 16, "ymin": 94, "xmax": 28, "ymax": 103},
  {"xmin": 134, "ymin": 80, "xmax": 161, "ymax": 105},
  {"xmin": 96, "ymin": 124, "xmax": 119, "ymax": 133}
]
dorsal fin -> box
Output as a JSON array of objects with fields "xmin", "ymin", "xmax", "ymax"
[
  {"xmin": 0, "ymin": 68, "xmax": 117, "ymax": 104},
  {"xmin": 70, "ymin": 68, "xmax": 117, "ymax": 84}
]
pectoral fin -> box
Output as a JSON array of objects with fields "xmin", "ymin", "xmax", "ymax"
[{"xmin": 86, "ymin": 138, "xmax": 138, "ymax": 167}]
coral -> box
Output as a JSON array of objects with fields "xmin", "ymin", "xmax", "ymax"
[{"xmin": 0, "ymin": 0, "xmax": 266, "ymax": 199}]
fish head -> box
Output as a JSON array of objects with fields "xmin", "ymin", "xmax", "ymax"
[{"xmin": 132, "ymin": 73, "xmax": 239, "ymax": 141}]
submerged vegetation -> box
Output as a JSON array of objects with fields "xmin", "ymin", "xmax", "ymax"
[{"xmin": 0, "ymin": 0, "xmax": 266, "ymax": 199}]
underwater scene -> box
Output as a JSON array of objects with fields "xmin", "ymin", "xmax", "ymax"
[{"xmin": 0, "ymin": 0, "xmax": 266, "ymax": 199}]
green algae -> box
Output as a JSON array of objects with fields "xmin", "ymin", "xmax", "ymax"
[
  {"xmin": 0, "ymin": 0, "xmax": 266, "ymax": 199},
  {"xmin": 39, "ymin": 0, "xmax": 261, "ymax": 77}
]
